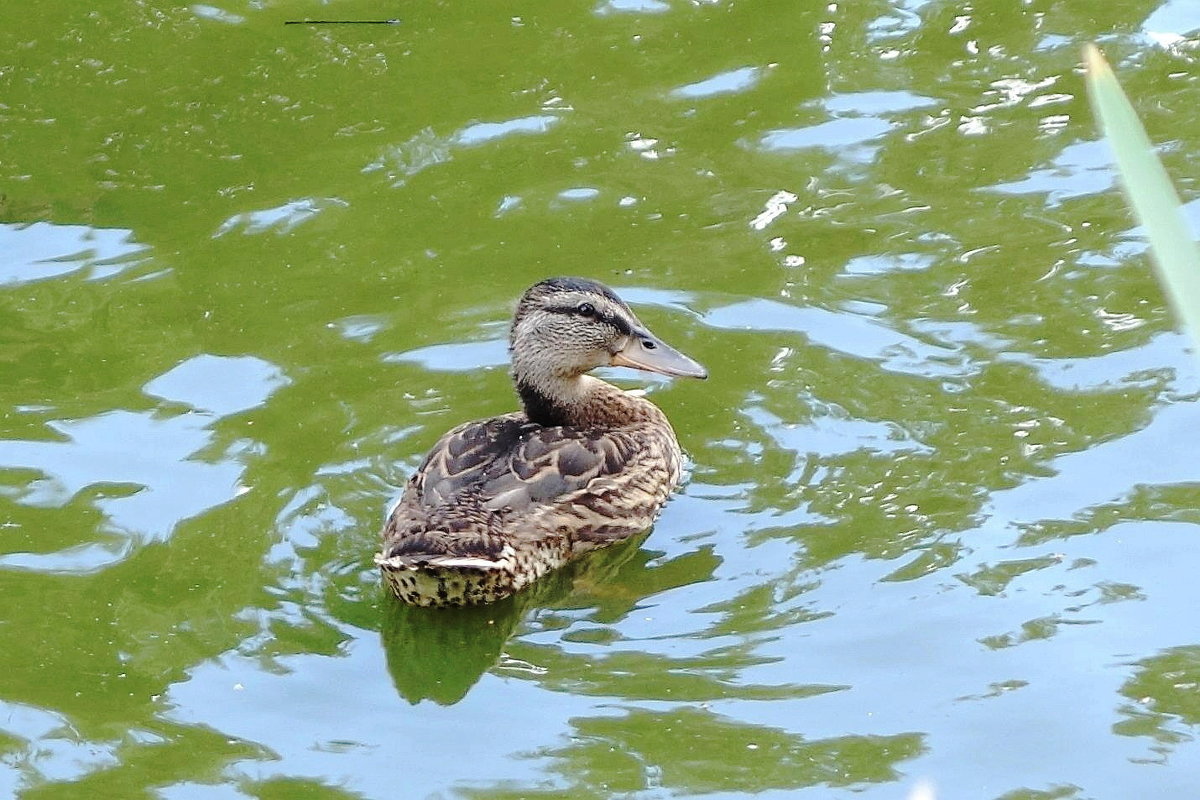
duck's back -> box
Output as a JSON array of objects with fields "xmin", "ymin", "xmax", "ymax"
[{"xmin": 378, "ymin": 396, "xmax": 683, "ymax": 606}]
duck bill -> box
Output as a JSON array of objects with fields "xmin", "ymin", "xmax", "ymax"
[{"xmin": 611, "ymin": 331, "xmax": 708, "ymax": 379}]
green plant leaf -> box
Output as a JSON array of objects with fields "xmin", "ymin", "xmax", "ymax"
[{"xmin": 1084, "ymin": 43, "xmax": 1200, "ymax": 351}]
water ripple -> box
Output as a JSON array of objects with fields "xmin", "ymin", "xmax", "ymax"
[
  {"xmin": 702, "ymin": 298, "xmax": 965, "ymax": 378},
  {"xmin": 672, "ymin": 67, "xmax": 763, "ymax": 100},
  {"xmin": 0, "ymin": 222, "xmax": 150, "ymax": 286},
  {"xmin": 215, "ymin": 197, "xmax": 347, "ymax": 237},
  {"xmin": 0, "ymin": 355, "xmax": 287, "ymax": 573}
]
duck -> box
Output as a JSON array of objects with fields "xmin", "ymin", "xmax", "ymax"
[{"xmin": 376, "ymin": 276, "xmax": 707, "ymax": 607}]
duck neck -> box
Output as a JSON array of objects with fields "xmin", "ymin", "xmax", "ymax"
[
  {"xmin": 514, "ymin": 365, "xmax": 591, "ymax": 427},
  {"xmin": 514, "ymin": 370, "xmax": 645, "ymax": 429}
]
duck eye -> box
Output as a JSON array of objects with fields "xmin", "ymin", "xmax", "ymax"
[{"xmin": 577, "ymin": 302, "xmax": 596, "ymax": 317}]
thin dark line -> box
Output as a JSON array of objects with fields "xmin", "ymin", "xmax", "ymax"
[{"xmin": 284, "ymin": 19, "xmax": 401, "ymax": 25}]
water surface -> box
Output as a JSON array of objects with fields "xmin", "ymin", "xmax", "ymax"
[{"xmin": 3, "ymin": 1, "xmax": 1200, "ymax": 798}]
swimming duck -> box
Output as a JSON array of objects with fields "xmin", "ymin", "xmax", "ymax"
[{"xmin": 376, "ymin": 277, "xmax": 707, "ymax": 607}]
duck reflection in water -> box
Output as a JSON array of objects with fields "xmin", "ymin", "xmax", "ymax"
[{"xmin": 383, "ymin": 533, "xmax": 722, "ymax": 705}]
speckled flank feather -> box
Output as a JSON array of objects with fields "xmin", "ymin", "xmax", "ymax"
[{"xmin": 377, "ymin": 277, "xmax": 703, "ymax": 607}]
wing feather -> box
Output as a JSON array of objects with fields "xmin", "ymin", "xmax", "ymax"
[{"xmin": 383, "ymin": 410, "xmax": 678, "ymax": 561}]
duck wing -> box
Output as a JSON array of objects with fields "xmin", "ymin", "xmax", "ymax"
[{"xmin": 382, "ymin": 413, "xmax": 675, "ymax": 563}]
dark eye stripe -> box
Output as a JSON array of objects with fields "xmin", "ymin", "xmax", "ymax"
[
  {"xmin": 548, "ymin": 304, "xmax": 634, "ymax": 336},
  {"xmin": 549, "ymin": 304, "xmax": 592, "ymax": 316},
  {"xmin": 608, "ymin": 314, "xmax": 634, "ymax": 336}
]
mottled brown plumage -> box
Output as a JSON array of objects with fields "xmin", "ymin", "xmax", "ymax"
[{"xmin": 376, "ymin": 277, "xmax": 706, "ymax": 607}]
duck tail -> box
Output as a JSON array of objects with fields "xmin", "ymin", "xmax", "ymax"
[{"xmin": 373, "ymin": 551, "xmax": 506, "ymax": 571}]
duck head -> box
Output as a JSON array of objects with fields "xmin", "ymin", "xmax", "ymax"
[{"xmin": 509, "ymin": 277, "xmax": 706, "ymax": 423}]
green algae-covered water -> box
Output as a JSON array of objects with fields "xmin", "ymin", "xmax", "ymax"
[{"xmin": 4, "ymin": 2, "xmax": 1200, "ymax": 797}]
